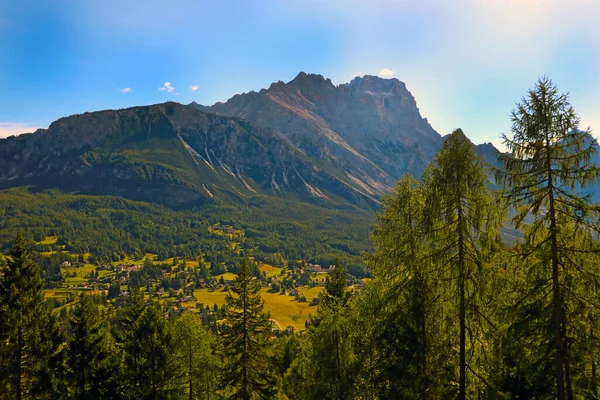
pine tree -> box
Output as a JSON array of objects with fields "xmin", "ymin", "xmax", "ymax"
[
  {"xmin": 425, "ymin": 129, "xmax": 498, "ymax": 399},
  {"xmin": 68, "ymin": 293, "xmax": 115, "ymax": 400},
  {"xmin": 309, "ymin": 258, "xmax": 349, "ymax": 328},
  {"xmin": 222, "ymin": 259, "xmax": 275, "ymax": 399},
  {"xmin": 320, "ymin": 259, "xmax": 348, "ymax": 309},
  {"xmin": 496, "ymin": 76, "xmax": 600, "ymax": 399},
  {"xmin": 0, "ymin": 234, "xmax": 66, "ymax": 400},
  {"xmin": 120, "ymin": 293, "xmax": 176, "ymax": 400}
]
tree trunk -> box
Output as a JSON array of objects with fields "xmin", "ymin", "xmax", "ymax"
[
  {"xmin": 547, "ymin": 147, "xmax": 565, "ymax": 400},
  {"xmin": 16, "ymin": 324, "xmax": 22, "ymax": 400},
  {"xmin": 458, "ymin": 204, "xmax": 466, "ymax": 400},
  {"xmin": 189, "ymin": 335, "xmax": 193, "ymax": 400},
  {"xmin": 421, "ymin": 294, "xmax": 428, "ymax": 400},
  {"xmin": 79, "ymin": 353, "xmax": 86, "ymax": 400},
  {"xmin": 592, "ymin": 358, "xmax": 598, "ymax": 399},
  {"xmin": 592, "ymin": 324, "xmax": 598, "ymax": 399},
  {"xmin": 152, "ymin": 345, "xmax": 157, "ymax": 400},
  {"xmin": 564, "ymin": 320, "xmax": 573, "ymax": 400}
]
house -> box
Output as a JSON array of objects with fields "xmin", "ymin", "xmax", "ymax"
[{"xmin": 305, "ymin": 264, "xmax": 322, "ymax": 272}]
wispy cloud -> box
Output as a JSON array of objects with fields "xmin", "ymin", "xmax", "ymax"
[
  {"xmin": 189, "ymin": 85, "xmax": 199, "ymax": 91},
  {"xmin": 0, "ymin": 123, "xmax": 43, "ymax": 138},
  {"xmin": 120, "ymin": 87, "xmax": 131, "ymax": 94},
  {"xmin": 378, "ymin": 68, "xmax": 394, "ymax": 78},
  {"xmin": 159, "ymin": 82, "xmax": 175, "ymax": 92}
]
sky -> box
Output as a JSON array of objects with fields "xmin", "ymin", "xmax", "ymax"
[{"xmin": 1, "ymin": 0, "xmax": 599, "ymax": 149}]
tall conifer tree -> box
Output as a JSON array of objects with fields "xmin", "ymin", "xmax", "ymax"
[
  {"xmin": 365, "ymin": 175, "xmax": 455, "ymax": 398},
  {"xmin": 0, "ymin": 234, "xmax": 66, "ymax": 400},
  {"xmin": 496, "ymin": 76, "xmax": 600, "ymax": 399},
  {"xmin": 68, "ymin": 293, "xmax": 115, "ymax": 400},
  {"xmin": 173, "ymin": 311, "xmax": 220, "ymax": 400},
  {"xmin": 426, "ymin": 129, "xmax": 498, "ymax": 399},
  {"xmin": 222, "ymin": 259, "xmax": 275, "ymax": 399}
]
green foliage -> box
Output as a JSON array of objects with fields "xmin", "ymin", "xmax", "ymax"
[
  {"xmin": 361, "ymin": 175, "xmax": 456, "ymax": 398},
  {"xmin": 122, "ymin": 303, "xmax": 178, "ymax": 399},
  {"xmin": 222, "ymin": 260, "xmax": 276, "ymax": 399},
  {"xmin": 496, "ymin": 76, "xmax": 600, "ymax": 399},
  {"xmin": 68, "ymin": 294, "xmax": 117, "ymax": 400},
  {"xmin": 0, "ymin": 234, "xmax": 67, "ymax": 399},
  {"xmin": 0, "ymin": 187, "xmax": 372, "ymax": 274},
  {"xmin": 173, "ymin": 312, "xmax": 220, "ymax": 400},
  {"xmin": 426, "ymin": 128, "xmax": 500, "ymax": 398}
]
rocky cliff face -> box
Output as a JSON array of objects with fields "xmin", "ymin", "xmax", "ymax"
[
  {"xmin": 0, "ymin": 102, "xmax": 381, "ymax": 208},
  {"xmin": 192, "ymin": 73, "xmax": 443, "ymax": 197},
  {"xmin": 0, "ymin": 73, "xmax": 503, "ymax": 211}
]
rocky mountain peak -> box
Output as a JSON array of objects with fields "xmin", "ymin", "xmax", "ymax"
[
  {"xmin": 188, "ymin": 72, "xmax": 444, "ymax": 200},
  {"xmin": 288, "ymin": 72, "xmax": 334, "ymax": 88},
  {"xmin": 346, "ymin": 75, "xmax": 408, "ymax": 94}
]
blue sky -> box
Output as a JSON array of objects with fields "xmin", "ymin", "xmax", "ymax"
[{"xmin": 1, "ymin": 0, "xmax": 599, "ymax": 149}]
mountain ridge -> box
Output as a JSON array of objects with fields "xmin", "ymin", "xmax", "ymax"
[{"xmin": 0, "ymin": 73, "xmax": 503, "ymax": 212}]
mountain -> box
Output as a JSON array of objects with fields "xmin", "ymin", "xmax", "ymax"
[
  {"xmin": 191, "ymin": 73, "xmax": 443, "ymax": 198},
  {"xmin": 0, "ymin": 72, "xmax": 513, "ymax": 262},
  {"xmin": 0, "ymin": 102, "xmax": 384, "ymax": 209},
  {"xmin": 1, "ymin": 73, "xmax": 455, "ymax": 210}
]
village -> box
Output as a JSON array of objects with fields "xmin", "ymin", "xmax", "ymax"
[{"xmin": 41, "ymin": 227, "xmax": 366, "ymax": 332}]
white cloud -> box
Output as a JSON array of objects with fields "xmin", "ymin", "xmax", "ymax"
[
  {"xmin": 120, "ymin": 87, "xmax": 131, "ymax": 94},
  {"xmin": 189, "ymin": 85, "xmax": 199, "ymax": 91},
  {"xmin": 378, "ymin": 68, "xmax": 394, "ymax": 78},
  {"xmin": 159, "ymin": 82, "xmax": 175, "ymax": 92},
  {"xmin": 0, "ymin": 123, "xmax": 43, "ymax": 138}
]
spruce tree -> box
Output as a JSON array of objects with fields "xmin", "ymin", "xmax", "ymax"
[
  {"xmin": 319, "ymin": 259, "xmax": 348, "ymax": 309},
  {"xmin": 0, "ymin": 234, "xmax": 66, "ymax": 400},
  {"xmin": 123, "ymin": 303, "xmax": 176, "ymax": 400},
  {"xmin": 496, "ymin": 76, "xmax": 600, "ymax": 399},
  {"xmin": 222, "ymin": 259, "xmax": 275, "ymax": 399},
  {"xmin": 68, "ymin": 293, "xmax": 115, "ymax": 400},
  {"xmin": 309, "ymin": 259, "xmax": 349, "ymax": 328}
]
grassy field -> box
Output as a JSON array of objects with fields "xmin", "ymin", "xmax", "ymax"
[
  {"xmin": 39, "ymin": 236, "xmax": 58, "ymax": 245},
  {"xmin": 63, "ymin": 264, "xmax": 114, "ymax": 286},
  {"xmin": 260, "ymin": 288, "xmax": 317, "ymax": 330},
  {"xmin": 259, "ymin": 263, "xmax": 283, "ymax": 278},
  {"xmin": 298, "ymin": 286, "xmax": 322, "ymax": 301},
  {"xmin": 185, "ymin": 287, "xmax": 322, "ymax": 331}
]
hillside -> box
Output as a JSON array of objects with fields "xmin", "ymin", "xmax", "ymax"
[
  {"xmin": 0, "ymin": 73, "xmax": 511, "ymax": 261},
  {"xmin": 0, "ymin": 101, "xmax": 390, "ymax": 209}
]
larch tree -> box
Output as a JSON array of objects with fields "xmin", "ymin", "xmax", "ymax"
[
  {"xmin": 364, "ymin": 175, "xmax": 455, "ymax": 399},
  {"xmin": 496, "ymin": 76, "xmax": 600, "ymax": 399},
  {"xmin": 426, "ymin": 129, "xmax": 498, "ymax": 399},
  {"xmin": 173, "ymin": 311, "xmax": 220, "ymax": 400}
]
